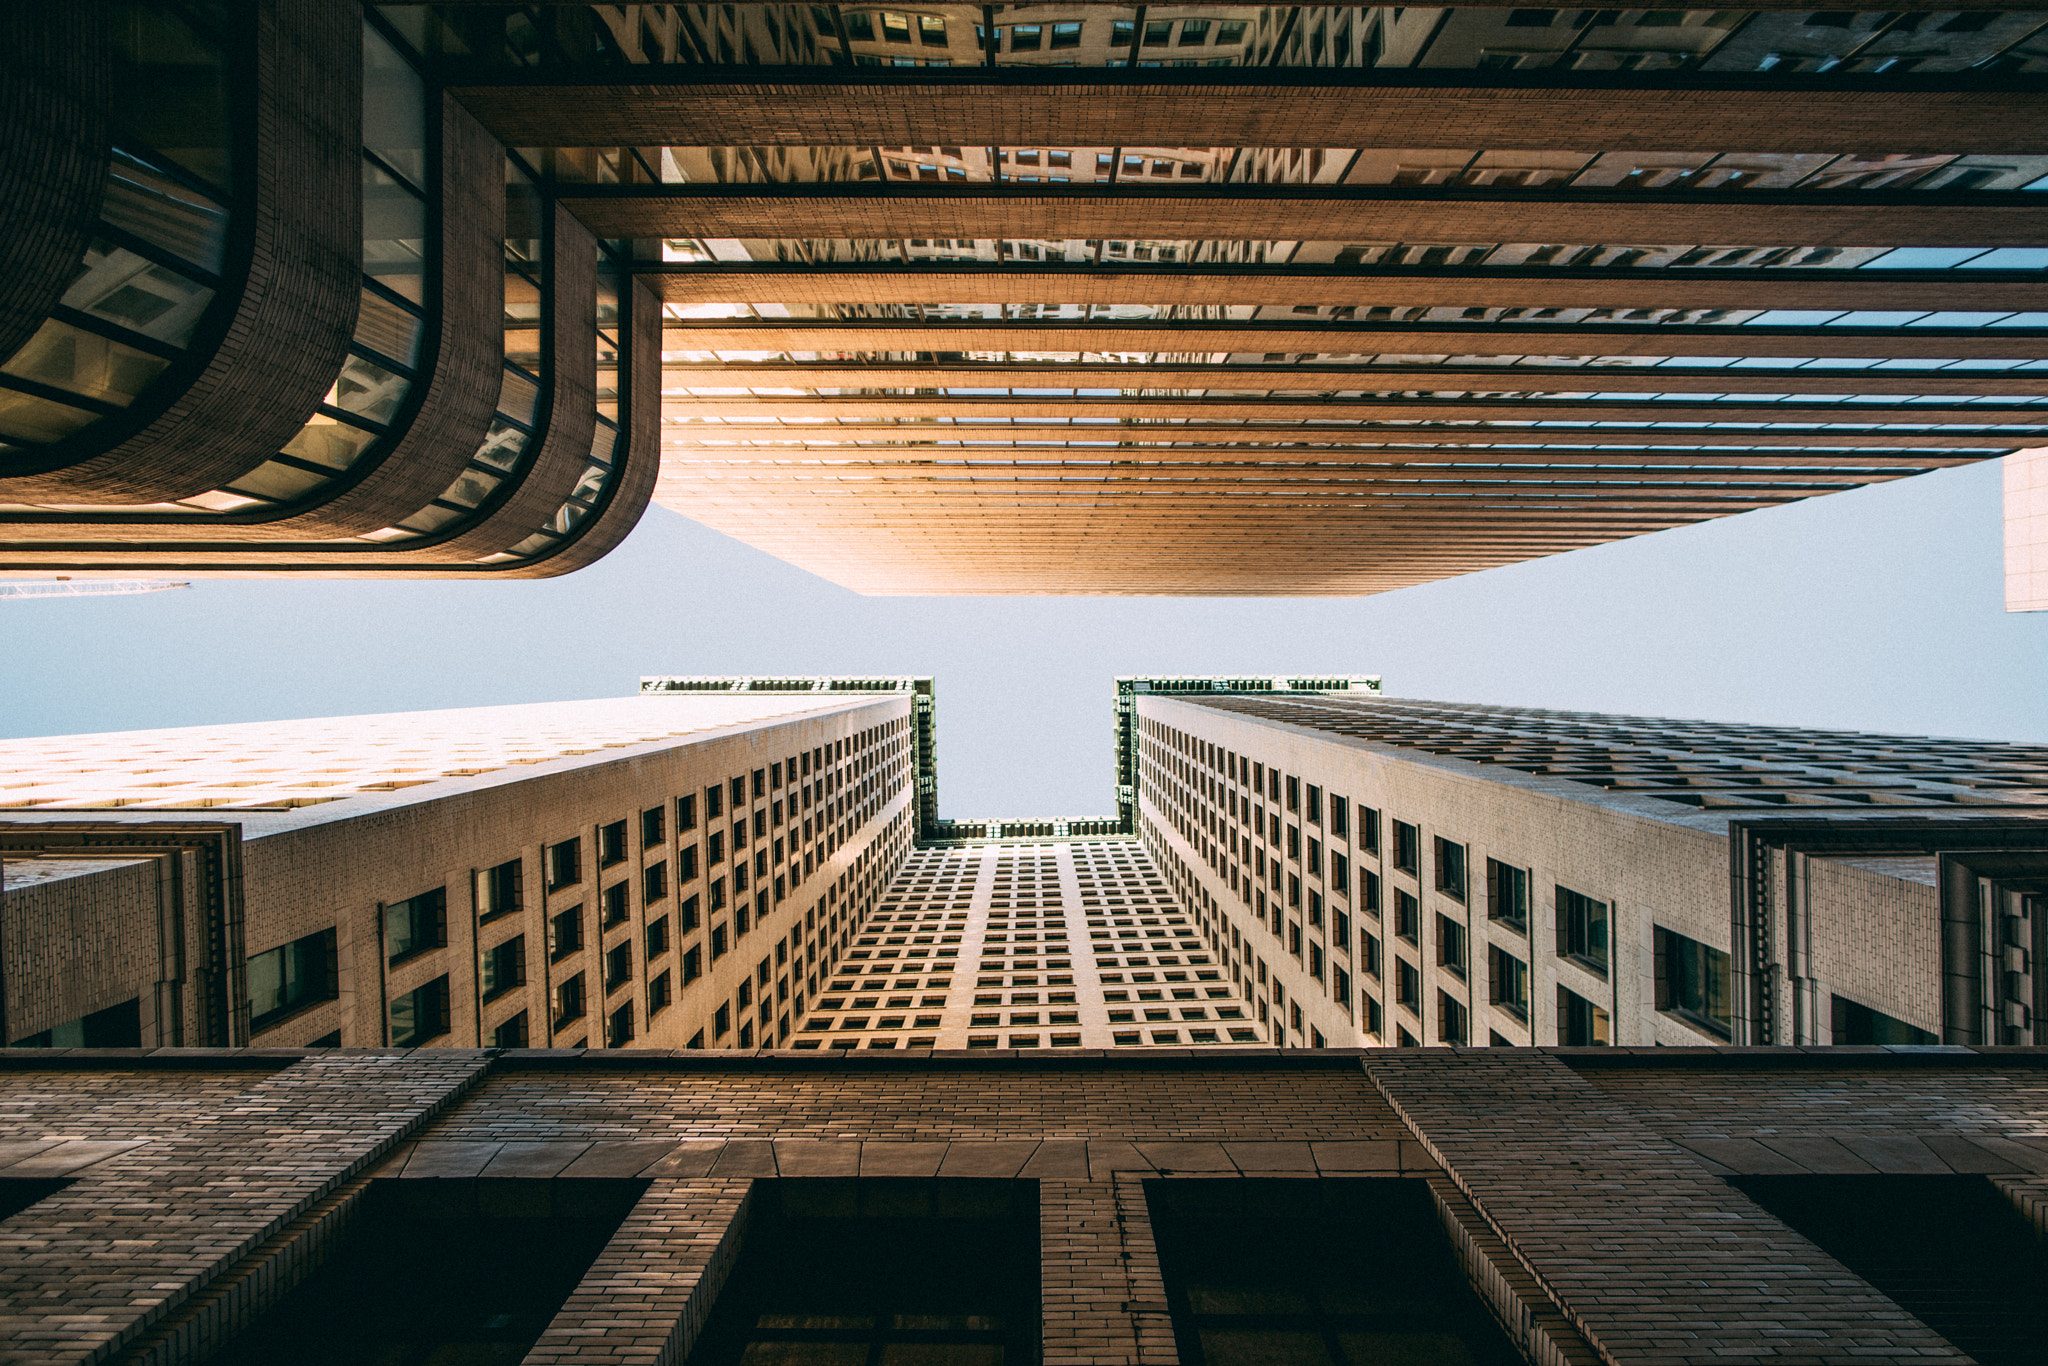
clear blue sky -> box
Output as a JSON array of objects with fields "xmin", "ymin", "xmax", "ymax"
[{"xmin": 2, "ymin": 457, "xmax": 2041, "ymax": 816}]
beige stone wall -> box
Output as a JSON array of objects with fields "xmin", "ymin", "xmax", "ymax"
[
  {"xmin": 0, "ymin": 855, "xmax": 168, "ymax": 1044},
  {"xmin": 1803, "ymin": 854, "xmax": 1943, "ymax": 1039}
]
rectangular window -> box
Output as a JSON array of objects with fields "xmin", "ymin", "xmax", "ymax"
[
  {"xmin": 1286, "ymin": 826, "xmax": 1300, "ymax": 861},
  {"xmin": 1487, "ymin": 859, "xmax": 1529, "ymax": 929},
  {"xmin": 1308, "ymin": 890, "xmax": 1323, "ymax": 928},
  {"xmin": 605, "ymin": 940, "xmax": 633, "ymax": 993},
  {"xmin": 1330, "ymin": 852, "xmax": 1348, "ymax": 897},
  {"xmin": 599, "ymin": 819, "xmax": 628, "ymax": 868},
  {"xmin": 1829, "ymin": 994, "xmax": 1937, "ymax": 1045},
  {"xmin": 1363, "ymin": 933, "xmax": 1381, "ymax": 979},
  {"xmin": 730, "ymin": 776, "xmax": 746, "ymax": 808},
  {"xmin": 679, "ymin": 893, "xmax": 700, "ymax": 932},
  {"xmin": 1489, "ymin": 946, "xmax": 1529, "ymax": 1019},
  {"xmin": 602, "ymin": 881, "xmax": 629, "ymax": 927},
  {"xmin": 711, "ymin": 877, "xmax": 726, "ymax": 912},
  {"xmin": 708, "ymin": 831, "xmax": 724, "ymax": 865},
  {"xmin": 642, "ymin": 804, "xmax": 665, "ymax": 848},
  {"xmin": 1050, "ymin": 19, "xmax": 1082, "ymax": 47},
  {"xmin": 1333, "ymin": 967, "xmax": 1350, "ymax": 1011},
  {"xmin": 1654, "ymin": 927, "xmax": 1732, "ymax": 1038},
  {"xmin": 390, "ymin": 975, "xmax": 450, "ymax": 1047},
  {"xmin": 1333, "ymin": 911, "xmax": 1350, "ymax": 954},
  {"xmin": 385, "ymin": 888, "xmax": 447, "ymax": 964},
  {"xmin": 1558, "ymin": 984, "xmax": 1610, "ymax": 1046},
  {"xmin": 677, "ymin": 793, "xmax": 697, "ymax": 832},
  {"xmin": 1395, "ymin": 959, "xmax": 1420, "ymax": 1011},
  {"xmin": 1363, "ymin": 870, "xmax": 1381, "ymax": 916},
  {"xmin": 711, "ymin": 924, "xmax": 729, "ymax": 959},
  {"xmin": 682, "ymin": 945, "xmax": 702, "ymax": 984},
  {"xmin": 482, "ymin": 934, "xmax": 525, "ymax": 1000},
  {"xmin": 1360, "ymin": 806, "xmax": 1380, "ymax": 855},
  {"xmin": 649, "ymin": 969, "xmax": 672, "ymax": 1016},
  {"xmin": 554, "ymin": 973, "xmax": 586, "ymax": 1030},
  {"xmin": 491, "ymin": 1012, "xmax": 528, "ymax": 1049},
  {"xmin": 1309, "ymin": 944, "xmax": 1324, "ymax": 982},
  {"xmin": 1329, "ymin": 797, "xmax": 1348, "ymax": 840},
  {"xmin": 1438, "ymin": 991, "xmax": 1469, "ymax": 1046},
  {"xmin": 647, "ymin": 914, "xmax": 670, "ymax": 959},
  {"xmin": 1394, "ymin": 889, "xmax": 1419, "ymax": 944},
  {"xmin": 644, "ymin": 860, "xmax": 668, "ymax": 904},
  {"xmin": 1305, "ymin": 785, "xmax": 1322, "ymax": 824},
  {"xmin": 1556, "ymin": 886, "xmax": 1610, "ymax": 974},
  {"xmin": 247, "ymin": 927, "xmax": 337, "ymax": 1031},
  {"xmin": 1364, "ymin": 993, "xmax": 1382, "ymax": 1038},
  {"xmin": 1436, "ymin": 915, "xmax": 1467, "ymax": 979},
  {"xmin": 706, "ymin": 784, "xmax": 723, "ymax": 819},
  {"xmin": 1307, "ymin": 838, "xmax": 1321, "ymax": 877},
  {"xmin": 550, "ymin": 905, "xmax": 583, "ymax": 961},
  {"xmin": 607, "ymin": 1002, "xmax": 634, "ymax": 1047},
  {"xmin": 679, "ymin": 844, "xmax": 699, "ymax": 882},
  {"xmin": 1285, "ymin": 776, "xmax": 1300, "ymax": 811},
  {"xmin": 481, "ymin": 858, "xmax": 522, "ymax": 922},
  {"xmin": 547, "ymin": 838, "xmax": 580, "ymax": 890},
  {"xmin": 1434, "ymin": 838, "xmax": 1467, "ymax": 901},
  {"xmin": 714, "ymin": 1003, "xmax": 731, "ymax": 1038},
  {"xmin": 1392, "ymin": 821, "xmax": 1419, "ymax": 874}
]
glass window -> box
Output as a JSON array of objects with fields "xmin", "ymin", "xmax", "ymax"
[
  {"xmin": 1556, "ymin": 887, "xmax": 1610, "ymax": 973},
  {"xmin": 1655, "ymin": 927, "xmax": 1732, "ymax": 1037},
  {"xmin": 385, "ymin": 888, "xmax": 446, "ymax": 963},
  {"xmin": 248, "ymin": 928, "xmax": 337, "ymax": 1031},
  {"xmin": 390, "ymin": 975, "xmax": 451, "ymax": 1046},
  {"xmin": 1487, "ymin": 860, "xmax": 1529, "ymax": 929},
  {"xmin": 1434, "ymin": 838, "xmax": 1467, "ymax": 900}
]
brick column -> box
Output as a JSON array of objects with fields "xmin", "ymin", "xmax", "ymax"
[
  {"xmin": 1365, "ymin": 1050, "xmax": 1969, "ymax": 1366},
  {"xmin": 1040, "ymin": 1177, "xmax": 1178, "ymax": 1366},
  {"xmin": 523, "ymin": 1177, "xmax": 754, "ymax": 1366},
  {"xmin": 0, "ymin": 1052, "xmax": 491, "ymax": 1366}
]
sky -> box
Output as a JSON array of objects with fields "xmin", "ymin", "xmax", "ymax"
[{"xmin": 2, "ymin": 456, "xmax": 2042, "ymax": 816}]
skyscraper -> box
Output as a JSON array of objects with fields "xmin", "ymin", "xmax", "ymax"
[{"xmin": 4, "ymin": 4, "xmax": 2043, "ymax": 591}]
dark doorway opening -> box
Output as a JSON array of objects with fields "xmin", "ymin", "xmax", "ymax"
[
  {"xmin": 1732, "ymin": 1174, "xmax": 2048, "ymax": 1366},
  {"xmin": 1148, "ymin": 1178, "xmax": 1524, "ymax": 1366},
  {"xmin": 686, "ymin": 1178, "xmax": 1041, "ymax": 1366},
  {"xmin": 203, "ymin": 1179, "xmax": 643, "ymax": 1366}
]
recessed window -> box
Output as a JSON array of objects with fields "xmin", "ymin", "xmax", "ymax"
[
  {"xmin": 386, "ymin": 888, "xmax": 446, "ymax": 964},
  {"xmin": 1557, "ymin": 984, "xmax": 1609, "ymax": 1046},
  {"xmin": 248, "ymin": 927, "xmax": 337, "ymax": 1031},
  {"xmin": 599, "ymin": 820, "xmax": 628, "ymax": 868},
  {"xmin": 547, "ymin": 838, "xmax": 580, "ymax": 891},
  {"xmin": 1392, "ymin": 821, "xmax": 1419, "ymax": 874},
  {"xmin": 390, "ymin": 976, "xmax": 450, "ymax": 1047},
  {"xmin": 481, "ymin": 858, "xmax": 522, "ymax": 921},
  {"xmin": 1434, "ymin": 838, "xmax": 1467, "ymax": 901},
  {"xmin": 1556, "ymin": 886, "xmax": 1609, "ymax": 974},
  {"xmin": 1653, "ymin": 926, "xmax": 1731, "ymax": 1038}
]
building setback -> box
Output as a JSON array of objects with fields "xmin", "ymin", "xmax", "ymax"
[{"xmin": 2, "ymin": 4, "xmax": 2046, "ymax": 595}]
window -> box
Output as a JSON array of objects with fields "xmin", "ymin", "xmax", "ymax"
[
  {"xmin": 1364, "ymin": 994, "xmax": 1382, "ymax": 1039},
  {"xmin": 710, "ymin": 877, "xmax": 726, "ymax": 912},
  {"xmin": 1330, "ymin": 852, "xmax": 1348, "ymax": 897},
  {"xmin": 711, "ymin": 923, "xmax": 728, "ymax": 958},
  {"xmin": 1309, "ymin": 945, "xmax": 1324, "ymax": 982},
  {"xmin": 730, "ymin": 776, "xmax": 746, "ymax": 808},
  {"xmin": 606, "ymin": 941, "xmax": 633, "ymax": 993},
  {"xmin": 1436, "ymin": 915, "xmax": 1467, "ymax": 979},
  {"xmin": 1360, "ymin": 806, "xmax": 1380, "ymax": 855},
  {"xmin": 1333, "ymin": 967, "xmax": 1351, "ymax": 1011},
  {"xmin": 1654, "ymin": 927, "xmax": 1732, "ymax": 1038},
  {"xmin": 647, "ymin": 915, "xmax": 670, "ymax": 959},
  {"xmin": 1434, "ymin": 838, "xmax": 1466, "ymax": 900},
  {"xmin": 682, "ymin": 945, "xmax": 702, "ymax": 984},
  {"xmin": 644, "ymin": 860, "xmax": 668, "ymax": 904},
  {"xmin": 607, "ymin": 1002, "xmax": 634, "ymax": 1047},
  {"xmin": 708, "ymin": 831, "xmax": 724, "ymax": 865},
  {"xmin": 1489, "ymin": 946, "xmax": 1529, "ymax": 1019},
  {"xmin": 1285, "ymin": 776, "xmax": 1300, "ymax": 812},
  {"xmin": 714, "ymin": 1003, "xmax": 731, "ymax": 1038},
  {"xmin": 1050, "ymin": 20, "xmax": 1082, "ymax": 47},
  {"xmin": 248, "ymin": 927, "xmax": 337, "ymax": 1031},
  {"xmin": 1395, "ymin": 959, "xmax": 1420, "ymax": 1011},
  {"xmin": 1179, "ymin": 16, "xmax": 1211, "ymax": 44},
  {"xmin": 1305, "ymin": 785, "xmax": 1322, "ymax": 824},
  {"xmin": 649, "ymin": 969, "xmax": 672, "ymax": 1016},
  {"xmin": 642, "ymin": 804, "xmax": 665, "ymax": 848},
  {"xmin": 554, "ymin": 973, "xmax": 586, "ymax": 1030},
  {"xmin": 679, "ymin": 893, "xmax": 701, "ymax": 932},
  {"xmin": 1438, "ymin": 992, "xmax": 1468, "ymax": 1045},
  {"xmin": 547, "ymin": 838, "xmax": 580, "ymax": 891},
  {"xmin": 1329, "ymin": 797, "xmax": 1348, "ymax": 839},
  {"xmin": 1394, "ymin": 889, "xmax": 1419, "ymax": 944},
  {"xmin": 1392, "ymin": 821, "xmax": 1418, "ymax": 874},
  {"xmin": 481, "ymin": 858, "xmax": 522, "ymax": 922},
  {"xmin": 1363, "ymin": 870, "xmax": 1381, "ymax": 916},
  {"xmin": 1217, "ymin": 18, "xmax": 1248, "ymax": 42},
  {"xmin": 492, "ymin": 1012, "xmax": 529, "ymax": 1048},
  {"xmin": 679, "ymin": 844, "xmax": 698, "ymax": 882},
  {"xmin": 386, "ymin": 888, "xmax": 447, "ymax": 963},
  {"xmin": 1556, "ymin": 886, "xmax": 1610, "ymax": 973},
  {"xmin": 1487, "ymin": 859, "xmax": 1529, "ymax": 930},
  {"xmin": 1333, "ymin": 911, "xmax": 1350, "ymax": 955},
  {"xmin": 1830, "ymin": 994, "xmax": 1937, "ymax": 1046},
  {"xmin": 390, "ymin": 975, "xmax": 450, "ymax": 1047},
  {"xmin": 602, "ymin": 881, "xmax": 629, "ymax": 927},
  {"xmin": 482, "ymin": 935, "xmax": 525, "ymax": 1000},
  {"xmin": 1558, "ymin": 985, "xmax": 1609, "ymax": 1046},
  {"xmin": 678, "ymin": 793, "xmax": 697, "ymax": 832},
  {"xmin": 599, "ymin": 820, "xmax": 628, "ymax": 867},
  {"xmin": 550, "ymin": 906, "xmax": 582, "ymax": 961}
]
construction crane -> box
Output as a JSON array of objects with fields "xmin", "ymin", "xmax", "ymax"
[{"xmin": 0, "ymin": 579, "xmax": 190, "ymax": 600}]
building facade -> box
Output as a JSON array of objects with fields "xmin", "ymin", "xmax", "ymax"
[
  {"xmin": 1130, "ymin": 684, "xmax": 2048, "ymax": 1053},
  {"xmin": 4, "ymin": 1046, "xmax": 2048, "ymax": 1366},
  {"xmin": 4, "ymin": 3, "xmax": 2046, "ymax": 591},
  {"xmin": 0, "ymin": 682, "xmax": 928, "ymax": 1051}
]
